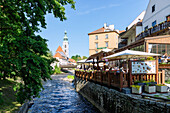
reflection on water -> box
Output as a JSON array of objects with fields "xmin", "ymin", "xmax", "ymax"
[{"xmin": 28, "ymin": 75, "xmax": 100, "ymax": 113}]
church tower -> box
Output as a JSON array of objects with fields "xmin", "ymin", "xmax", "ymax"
[{"xmin": 62, "ymin": 31, "xmax": 69, "ymax": 58}]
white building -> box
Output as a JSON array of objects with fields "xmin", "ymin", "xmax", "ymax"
[{"xmin": 142, "ymin": 0, "xmax": 170, "ymax": 31}]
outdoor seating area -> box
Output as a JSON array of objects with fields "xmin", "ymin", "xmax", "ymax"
[{"xmin": 75, "ymin": 49, "xmax": 169, "ymax": 96}]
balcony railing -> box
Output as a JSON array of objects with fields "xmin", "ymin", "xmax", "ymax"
[{"xmin": 136, "ymin": 21, "xmax": 170, "ymax": 41}]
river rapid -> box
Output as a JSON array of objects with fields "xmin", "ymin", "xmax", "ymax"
[{"xmin": 28, "ymin": 74, "xmax": 100, "ymax": 113}]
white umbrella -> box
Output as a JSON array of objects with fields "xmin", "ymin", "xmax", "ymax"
[
  {"xmin": 104, "ymin": 50, "xmax": 161, "ymax": 60},
  {"xmin": 104, "ymin": 50, "xmax": 161, "ymax": 72}
]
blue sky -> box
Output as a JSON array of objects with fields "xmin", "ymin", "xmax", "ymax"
[{"xmin": 37, "ymin": 0, "xmax": 149, "ymax": 57}]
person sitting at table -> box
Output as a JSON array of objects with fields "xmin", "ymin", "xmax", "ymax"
[
  {"xmin": 162, "ymin": 53, "xmax": 167, "ymax": 58},
  {"xmin": 158, "ymin": 57, "xmax": 162, "ymax": 64}
]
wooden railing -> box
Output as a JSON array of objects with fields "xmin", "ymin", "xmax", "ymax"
[
  {"xmin": 75, "ymin": 70, "xmax": 129, "ymax": 91},
  {"xmin": 75, "ymin": 70, "xmax": 165, "ymax": 91},
  {"xmin": 131, "ymin": 70, "xmax": 165, "ymax": 84},
  {"xmin": 136, "ymin": 21, "xmax": 170, "ymax": 41}
]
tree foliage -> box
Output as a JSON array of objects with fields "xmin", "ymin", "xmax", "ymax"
[
  {"xmin": 0, "ymin": 0, "xmax": 75, "ymax": 104},
  {"xmin": 71, "ymin": 55, "xmax": 87, "ymax": 61}
]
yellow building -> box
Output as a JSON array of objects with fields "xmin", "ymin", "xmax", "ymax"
[{"xmin": 88, "ymin": 23, "xmax": 121, "ymax": 56}]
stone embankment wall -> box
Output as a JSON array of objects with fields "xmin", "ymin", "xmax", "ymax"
[
  {"xmin": 159, "ymin": 69, "xmax": 170, "ymax": 81},
  {"xmin": 75, "ymin": 77, "xmax": 170, "ymax": 113}
]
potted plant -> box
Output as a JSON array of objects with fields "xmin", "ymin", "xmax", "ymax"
[
  {"xmin": 156, "ymin": 84, "xmax": 168, "ymax": 93},
  {"xmin": 145, "ymin": 83, "xmax": 156, "ymax": 94},
  {"xmin": 131, "ymin": 85, "xmax": 142, "ymax": 94}
]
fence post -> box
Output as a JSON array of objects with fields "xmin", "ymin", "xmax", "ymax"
[
  {"xmin": 108, "ymin": 71, "xmax": 111, "ymax": 87},
  {"xmin": 162, "ymin": 70, "xmax": 165, "ymax": 84},
  {"xmin": 128, "ymin": 61, "xmax": 132, "ymax": 87},
  {"xmin": 94, "ymin": 71, "xmax": 96, "ymax": 82},
  {"xmin": 100, "ymin": 71, "xmax": 102, "ymax": 84},
  {"xmin": 156, "ymin": 58, "xmax": 158, "ymax": 84},
  {"xmin": 119, "ymin": 71, "xmax": 123, "ymax": 91}
]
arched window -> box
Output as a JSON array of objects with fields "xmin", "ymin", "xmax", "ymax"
[
  {"xmin": 65, "ymin": 45, "xmax": 67, "ymax": 48},
  {"xmin": 65, "ymin": 50, "xmax": 67, "ymax": 53}
]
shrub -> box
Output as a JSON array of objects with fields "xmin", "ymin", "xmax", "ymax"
[
  {"xmin": 147, "ymin": 57, "xmax": 155, "ymax": 60},
  {"xmin": 131, "ymin": 85, "xmax": 141, "ymax": 90},
  {"xmin": 54, "ymin": 65, "xmax": 62, "ymax": 74}
]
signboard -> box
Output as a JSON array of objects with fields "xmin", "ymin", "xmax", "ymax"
[
  {"xmin": 131, "ymin": 60, "xmax": 156, "ymax": 74},
  {"xmin": 97, "ymin": 47, "xmax": 107, "ymax": 49}
]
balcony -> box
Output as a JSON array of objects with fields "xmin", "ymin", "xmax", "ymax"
[{"xmin": 136, "ymin": 21, "xmax": 170, "ymax": 41}]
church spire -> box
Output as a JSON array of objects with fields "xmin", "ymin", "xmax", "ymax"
[
  {"xmin": 62, "ymin": 31, "xmax": 69, "ymax": 58},
  {"xmin": 63, "ymin": 30, "xmax": 68, "ymax": 41}
]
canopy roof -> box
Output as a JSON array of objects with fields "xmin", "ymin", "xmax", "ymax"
[
  {"xmin": 87, "ymin": 48, "xmax": 114, "ymax": 61},
  {"xmin": 77, "ymin": 59, "xmax": 97, "ymax": 63},
  {"xmin": 104, "ymin": 50, "xmax": 161, "ymax": 60}
]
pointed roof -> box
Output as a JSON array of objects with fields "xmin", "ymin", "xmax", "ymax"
[{"xmin": 56, "ymin": 46, "xmax": 65, "ymax": 53}]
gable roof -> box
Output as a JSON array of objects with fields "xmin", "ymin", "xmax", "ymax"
[
  {"xmin": 53, "ymin": 52, "xmax": 62, "ymax": 58},
  {"xmin": 56, "ymin": 46, "xmax": 65, "ymax": 53}
]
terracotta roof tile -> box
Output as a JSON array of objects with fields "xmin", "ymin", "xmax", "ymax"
[
  {"xmin": 69, "ymin": 58, "xmax": 76, "ymax": 63},
  {"xmin": 88, "ymin": 27, "xmax": 105, "ymax": 35},
  {"xmin": 53, "ymin": 52, "xmax": 62, "ymax": 58},
  {"xmin": 56, "ymin": 46, "xmax": 65, "ymax": 53},
  {"xmin": 119, "ymin": 30, "xmax": 126, "ymax": 34}
]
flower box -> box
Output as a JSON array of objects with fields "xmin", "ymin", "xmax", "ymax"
[
  {"xmin": 131, "ymin": 85, "xmax": 142, "ymax": 94},
  {"xmin": 156, "ymin": 85, "xmax": 168, "ymax": 93},
  {"xmin": 145, "ymin": 85, "xmax": 156, "ymax": 94}
]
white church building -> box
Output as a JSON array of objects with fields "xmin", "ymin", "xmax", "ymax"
[{"xmin": 53, "ymin": 31, "xmax": 76, "ymax": 67}]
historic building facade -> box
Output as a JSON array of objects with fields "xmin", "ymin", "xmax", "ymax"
[{"xmin": 88, "ymin": 23, "xmax": 120, "ymax": 56}]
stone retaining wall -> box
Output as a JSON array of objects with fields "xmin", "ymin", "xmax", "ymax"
[
  {"xmin": 75, "ymin": 77, "xmax": 170, "ymax": 113},
  {"xmin": 159, "ymin": 69, "xmax": 170, "ymax": 81}
]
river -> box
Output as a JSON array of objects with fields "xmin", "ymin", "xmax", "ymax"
[{"xmin": 28, "ymin": 74, "xmax": 100, "ymax": 113}]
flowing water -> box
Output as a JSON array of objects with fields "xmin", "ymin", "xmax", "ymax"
[{"xmin": 28, "ymin": 75, "xmax": 100, "ymax": 113}]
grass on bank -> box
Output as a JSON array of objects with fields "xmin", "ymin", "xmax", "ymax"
[
  {"xmin": 0, "ymin": 78, "xmax": 22, "ymax": 113},
  {"xmin": 67, "ymin": 75, "xmax": 74, "ymax": 79}
]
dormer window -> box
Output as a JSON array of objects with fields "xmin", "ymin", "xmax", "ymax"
[
  {"xmin": 95, "ymin": 35, "xmax": 98, "ymax": 40},
  {"xmin": 152, "ymin": 5, "xmax": 155, "ymax": 13}
]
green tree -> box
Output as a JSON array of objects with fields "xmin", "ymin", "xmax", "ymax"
[
  {"xmin": 71, "ymin": 55, "xmax": 81, "ymax": 61},
  {"xmin": 0, "ymin": 0, "xmax": 75, "ymax": 104}
]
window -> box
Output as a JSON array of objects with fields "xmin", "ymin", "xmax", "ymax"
[
  {"xmin": 144, "ymin": 26, "xmax": 148, "ymax": 31},
  {"xmin": 105, "ymin": 34, "xmax": 108, "ymax": 39},
  {"xmin": 105, "ymin": 42, "xmax": 108, "ymax": 47},
  {"xmin": 95, "ymin": 43, "xmax": 98, "ymax": 48},
  {"xmin": 152, "ymin": 20, "xmax": 157, "ymax": 27},
  {"xmin": 65, "ymin": 50, "xmax": 67, "ymax": 53},
  {"xmin": 95, "ymin": 35, "xmax": 98, "ymax": 40},
  {"xmin": 95, "ymin": 51, "xmax": 98, "ymax": 53},
  {"xmin": 166, "ymin": 15, "xmax": 170, "ymax": 22},
  {"xmin": 152, "ymin": 5, "xmax": 155, "ymax": 13},
  {"xmin": 152, "ymin": 20, "xmax": 157, "ymax": 31},
  {"xmin": 65, "ymin": 45, "xmax": 67, "ymax": 48}
]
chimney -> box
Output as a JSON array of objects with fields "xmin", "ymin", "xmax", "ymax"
[
  {"xmin": 104, "ymin": 23, "xmax": 107, "ymax": 29},
  {"xmin": 109, "ymin": 24, "xmax": 114, "ymax": 31}
]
